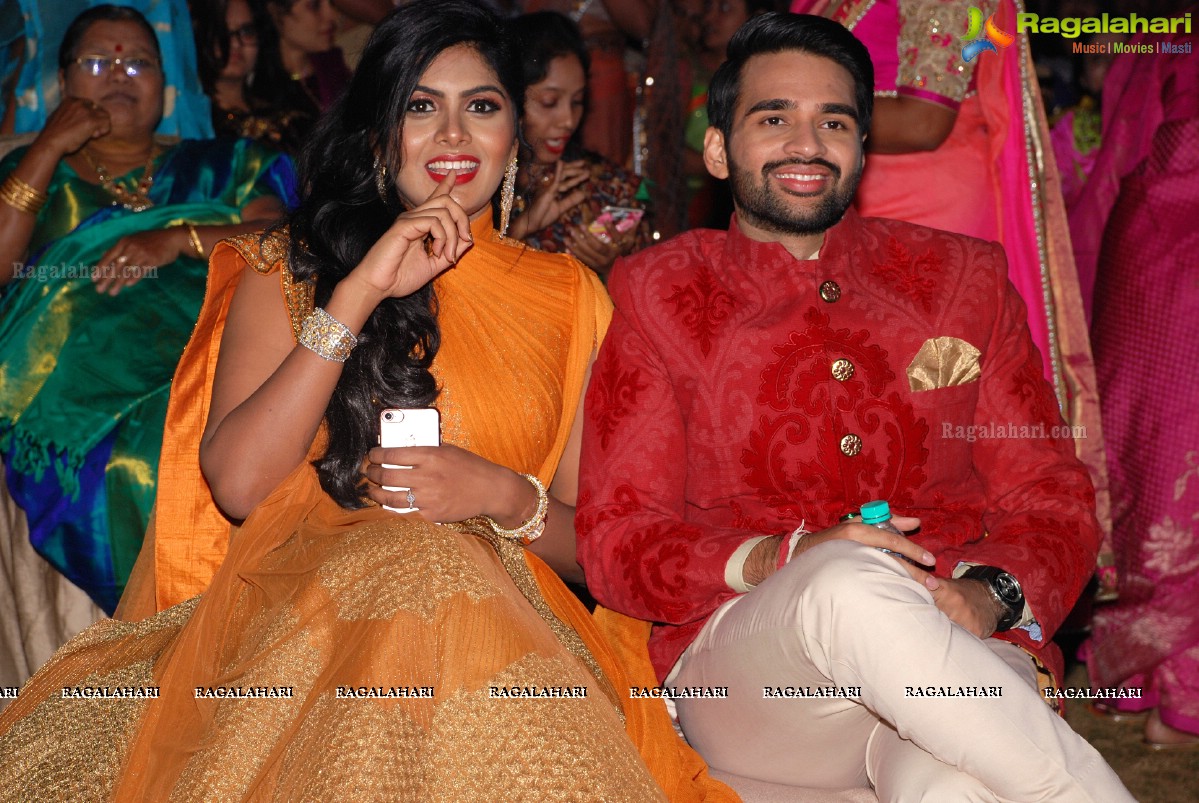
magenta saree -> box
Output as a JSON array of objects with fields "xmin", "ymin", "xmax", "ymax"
[{"xmin": 1082, "ymin": 23, "xmax": 1199, "ymax": 737}]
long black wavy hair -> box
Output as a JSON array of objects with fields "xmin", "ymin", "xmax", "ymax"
[{"xmin": 286, "ymin": 0, "xmax": 522, "ymax": 509}]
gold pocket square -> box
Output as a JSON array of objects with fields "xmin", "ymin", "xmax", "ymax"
[{"xmin": 907, "ymin": 337, "xmax": 981, "ymax": 392}]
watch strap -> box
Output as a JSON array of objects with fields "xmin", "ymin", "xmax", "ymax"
[{"xmin": 961, "ymin": 565, "xmax": 1023, "ymax": 632}]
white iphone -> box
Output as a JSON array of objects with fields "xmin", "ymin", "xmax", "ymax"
[{"xmin": 378, "ymin": 408, "xmax": 440, "ymax": 512}]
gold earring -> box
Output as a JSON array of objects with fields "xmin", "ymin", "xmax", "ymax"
[
  {"xmin": 373, "ymin": 154, "xmax": 388, "ymax": 200},
  {"xmin": 499, "ymin": 154, "xmax": 518, "ymax": 237}
]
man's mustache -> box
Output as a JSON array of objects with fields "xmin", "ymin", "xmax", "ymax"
[{"xmin": 760, "ymin": 158, "xmax": 842, "ymax": 179}]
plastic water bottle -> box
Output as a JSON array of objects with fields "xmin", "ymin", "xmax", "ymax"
[
  {"xmin": 860, "ymin": 499, "xmax": 907, "ymax": 557},
  {"xmin": 860, "ymin": 500, "xmax": 903, "ymax": 534}
]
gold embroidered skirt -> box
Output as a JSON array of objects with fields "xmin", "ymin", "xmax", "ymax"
[{"xmin": 0, "ymin": 513, "xmax": 664, "ymax": 802}]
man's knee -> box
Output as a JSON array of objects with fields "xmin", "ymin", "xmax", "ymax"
[
  {"xmin": 789, "ymin": 541, "xmax": 909, "ymax": 604},
  {"xmin": 878, "ymin": 769, "xmax": 998, "ymax": 803},
  {"xmin": 761, "ymin": 540, "xmax": 933, "ymax": 646}
]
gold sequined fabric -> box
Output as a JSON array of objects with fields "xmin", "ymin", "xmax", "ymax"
[
  {"xmin": 446, "ymin": 518, "xmax": 624, "ymax": 719},
  {"xmin": 224, "ymin": 230, "xmax": 315, "ymax": 341},
  {"xmin": 0, "ymin": 598, "xmax": 198, "ymax": 800},
  {"xmin": 0, "ymin": 502, "xmax": 662, "ymax": 800}
]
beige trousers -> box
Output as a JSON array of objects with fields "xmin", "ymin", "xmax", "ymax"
[{"xmin": 672, "ymin": 540, "xmax": 1133, "ymax": 802}]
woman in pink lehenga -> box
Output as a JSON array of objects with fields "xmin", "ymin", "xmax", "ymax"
[
  {"xmin": 1076, "ymin": 21, "xmax": 1199, "ymax": 749},
  {"xmin": 788, "ymin": 0, "xmax": 1113, "ymax": 587}
]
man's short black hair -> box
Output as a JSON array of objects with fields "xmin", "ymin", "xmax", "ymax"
[{"xmin": 708, "ymin": 12, "xmax": 874, "ymax": 138}]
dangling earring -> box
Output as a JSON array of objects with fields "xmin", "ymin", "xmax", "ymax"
[
  {"xmin": 373, "ymin": 154, "xmax": 388, "ymax": 200},
  {"xmin": 499, "ymin": 154, "xmax": 518, "ymax": 237}
]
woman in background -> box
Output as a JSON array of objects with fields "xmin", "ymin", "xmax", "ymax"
[
  {"xmin": 1081, "ymin": 20, "xmax": 1199, "ymax": 751},
  {"xmin": 522, "ymin": 0, "xmax": 657, "ymax": 166},
  {"xmin": 508, "ymin": 11, "xmax": 649, "ymax": 281},
  {"xmin": 192, "ymin": 0, "xmax": 307, "ymax": 153},
  {"xmin": 0, "ymin": 5, "xmax": 295, "ymax": 613},
  {"xmin": 0, "ymin": 0, "xmax": 211, "ymax": 138},
  {"xmin": 253, "ymin": 0, "xmax": 351, "ymax": 116}
]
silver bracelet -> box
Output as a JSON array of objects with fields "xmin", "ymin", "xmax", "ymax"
[{"xmin": 299, "ymin": 307, "xmax": 358, "ymax": 363}]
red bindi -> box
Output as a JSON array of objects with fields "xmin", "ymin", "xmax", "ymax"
[{"xmin": 115, "ymin": 44, "xmax": 123, "ymax": 53}]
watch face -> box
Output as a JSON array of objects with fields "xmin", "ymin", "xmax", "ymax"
[{"xmin": 994, "ymin": 573, "xmax": 1022, "ymax": 605}]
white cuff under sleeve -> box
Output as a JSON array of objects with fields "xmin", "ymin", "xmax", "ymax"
[{"xmin": 726, "ymin": 536, "xmax": 770, "ymax": 592}]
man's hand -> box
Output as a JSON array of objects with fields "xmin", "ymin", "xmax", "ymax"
[
  {"xmin": 897, "ymin": 561, "xmax": 1003, "ymax": 638},
  {"xmin": 743, "ymin": 517, "xmax": 932, "ymax": 587}
]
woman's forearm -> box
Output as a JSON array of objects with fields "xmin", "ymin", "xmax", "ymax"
[
  {"xmin": 480, "ymin": 465, "xmax": 582, "ymax": 582},
  {"xmin": 186, "ymin": 196, "xmax": 288, "ymax": 258},
  {"xmin": 526, "ymin": 497, "xmax": 583, "ymax": 584},
  {"xmin": 0, "ymin": 142, "xmax": 63, "ymax": 285},
  {"xmin": 200, "ymin": 273, "xmax": 384, "ymax": 518},
  {"xmin": 866, "ymin": 95, "xmax": 958, "ymax": 154}
]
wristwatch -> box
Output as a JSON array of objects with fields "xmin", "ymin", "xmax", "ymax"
[{"xmin": 961, "ymin": 565, "xmax": 1024, "ymax": 632}]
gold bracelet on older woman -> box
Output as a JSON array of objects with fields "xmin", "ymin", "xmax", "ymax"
[
  {"xmin": 185, "ymin": 223, "xmax": 206, "ymax": 258},
  {"xmin": 0, "ymin": 175, "xmax": 49, "ymax": 216},
  {"xmin": 483, "ymin": 474, "xmax": 548, "ymax": 545}
]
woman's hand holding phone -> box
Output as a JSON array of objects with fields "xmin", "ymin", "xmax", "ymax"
[
  {"xmin": 364, "ymin": 442, "xmax": 533, "ymax": 526},
  {"xmin": 565, "ymin": 206, "xmax": 640, "ymax": 277},
  {"xmin": 507, "ymin": 159, "xmax": 588, "ymax": 240}
]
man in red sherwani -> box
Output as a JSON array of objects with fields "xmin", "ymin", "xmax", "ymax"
[{"xmin": 576, "ymin": 12, "xmax": 1132, "ymax": 800}]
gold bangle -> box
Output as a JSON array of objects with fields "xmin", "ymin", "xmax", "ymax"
[
  {"xmin": 483, "ymin": 474, "xmax": 548, "ymax": 546},
  {"xmin": 0, "ymin": 175, "xmax": 48, "ymax": 216},
  {"xmin": 185, "ymin": 223, "xmax": 206, "ymax": 258}
]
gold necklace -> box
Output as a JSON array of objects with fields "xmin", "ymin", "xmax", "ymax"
[{"xmin": 81, "ymin": 147, "xmax": 159, "ymax": 211}]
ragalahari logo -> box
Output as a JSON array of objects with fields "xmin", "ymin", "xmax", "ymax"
[{"xmin": 962, "ymin": 6, "xmax": 1015, "ymax": 61}]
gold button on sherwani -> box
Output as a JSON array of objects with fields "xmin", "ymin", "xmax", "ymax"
[
  {"xmin": 839, "ymin": 433, "xmax": 863, "ymax": 456},
  {"xmin": 831, "ymin": 358, "xmax": 855, "ymax": 382},
  {"xmin": 819, "ymin": 280, "xmax": 841, "ymax": 302}
]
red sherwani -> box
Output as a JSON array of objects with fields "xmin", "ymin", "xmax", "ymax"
[{"xmin": 576, "ymin": 210, "xmax": 1099, "ymax": 683}]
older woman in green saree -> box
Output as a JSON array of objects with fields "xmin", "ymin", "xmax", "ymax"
[{"xmin": 0, "ymin": 5, "xmax": 296, "ymax": 615}]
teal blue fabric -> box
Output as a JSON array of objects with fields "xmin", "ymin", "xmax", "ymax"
[{"xmin": 0, "ymin": 138, "xmax": 296, "ymax": 612}]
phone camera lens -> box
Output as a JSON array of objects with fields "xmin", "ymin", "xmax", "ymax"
[{"xmin": 384, "ymin": 412, "xmax": 394, "ymax": 421}]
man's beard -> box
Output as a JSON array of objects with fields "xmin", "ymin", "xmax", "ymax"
[{"xmin": 727, "ymin": 153, "xmax": 861, "ymax": 236}]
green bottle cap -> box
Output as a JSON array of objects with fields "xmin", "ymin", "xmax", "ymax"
[{"xmin": 860, "ymin": 500, "xmax": 892, "ymax": 525}]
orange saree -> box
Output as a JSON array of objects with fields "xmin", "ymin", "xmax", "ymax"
[{"xmin": 0, "ymin": 219, "xmax": 734, "ymax": 801}]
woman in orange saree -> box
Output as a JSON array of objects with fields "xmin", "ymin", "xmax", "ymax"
[{"xmin": 0, "ymin": 3, "xmax": 732, "ymax": 799}]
